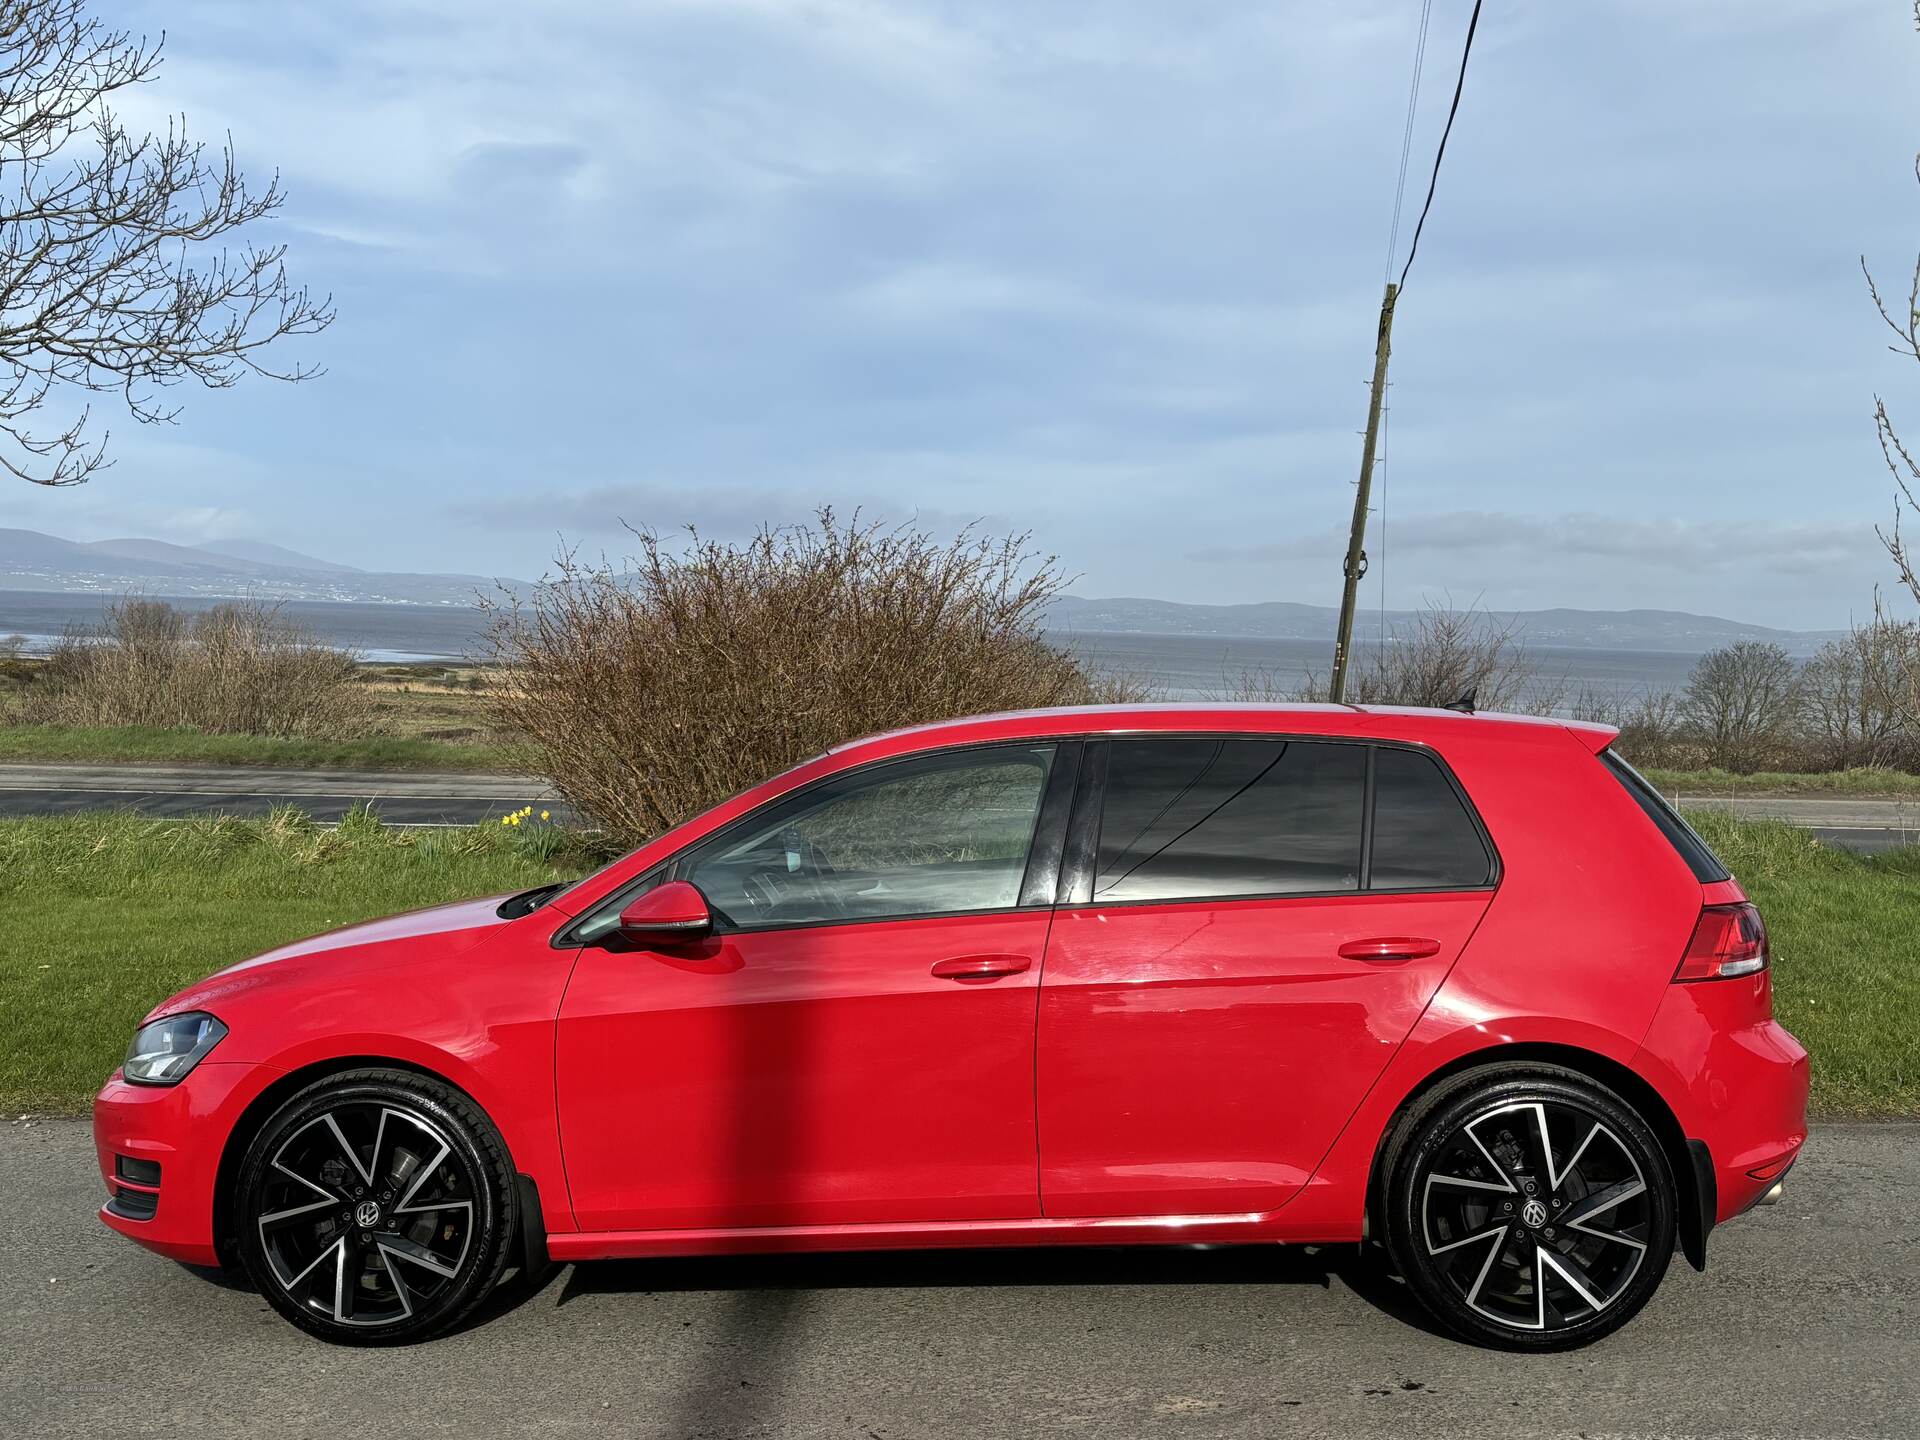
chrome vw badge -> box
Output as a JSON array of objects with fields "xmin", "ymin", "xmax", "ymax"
[
  {"xmin": 354, "ymin": 1200, "xmax": 382, "ymax": 1229},
  {"xmin": 1520, "ymin": 1198, "xmax": 1548, "ymax": 1229}
]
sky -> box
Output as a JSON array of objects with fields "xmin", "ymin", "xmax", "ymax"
[{"xmin": 7, "ymin": 0, "xmax": 1920, "ymax": 629}]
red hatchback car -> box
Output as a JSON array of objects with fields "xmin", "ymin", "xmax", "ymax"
[{"xmin": 95, "ymin": 704, "xmax": 1808, "ymax": 1349}]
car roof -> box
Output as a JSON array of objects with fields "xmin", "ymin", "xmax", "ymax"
[{"xmin": 831, "ymin": 703, "xmax": 1617, "ymax": 758}]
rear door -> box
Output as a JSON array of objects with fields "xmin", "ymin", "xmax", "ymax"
[{"xmin": 1035, "ymin": 737, "xmax": 1497, "ymax": 1218}]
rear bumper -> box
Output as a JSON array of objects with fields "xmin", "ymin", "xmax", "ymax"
[
  {"xmin": 92, "ymin": 1062, "xmax": 277, "ymax": 1267},
  {"xmin": 1633, "ymin": 980, "xmax": 1809, "ymax": 1229}
]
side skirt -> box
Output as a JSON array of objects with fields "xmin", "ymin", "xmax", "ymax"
[{"xmin": 548, "ymin": 1210, "xmax": 1313, "ymax": 1263}]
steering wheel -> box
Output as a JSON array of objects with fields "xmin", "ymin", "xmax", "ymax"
[
  {"xmin": 781, "ymin": 828, "xmax": 850, "ymax": 919},
  {"xmin": 729, "ymin": 831, "xmax": 847, "ymax": 922}
]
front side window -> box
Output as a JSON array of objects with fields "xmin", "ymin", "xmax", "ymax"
[
  {"xmin": 1093, "ymin": 738, "xmax": 1365, "ymax": 903},
  {"xmin": 679, "ymin": 744, "xmax": 1056, "ymax": 928}
]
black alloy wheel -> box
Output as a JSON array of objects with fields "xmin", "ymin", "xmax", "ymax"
[
  {"xmin": 235, "ymin": 1069, "xmax": 517, "ymax": 1344},
  {"xmin": 1384, "ymin": 1067, "xmax": 1677, "ymax": 1350}
]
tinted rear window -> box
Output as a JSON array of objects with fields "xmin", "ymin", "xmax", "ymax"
[
  {"xmin": 1603, "ymin": 751, "xmax": 1731, "ymax": 883},
  {"xmin": 1095, "ymin": 738, "xmax": 1365, "ymax": 902},
  {"xmin": 1370, "ymin": 747, "xmax": 1494, "ymax": 889}
]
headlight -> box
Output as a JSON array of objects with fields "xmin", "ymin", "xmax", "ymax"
[{"xmin": 123, "ymin": 1012, "xmax": 228, "ymax": 1086}]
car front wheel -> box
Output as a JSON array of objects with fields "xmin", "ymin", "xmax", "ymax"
[
  {"xmin": 235, "ymin": 1067, "xmax": 517, "ymax": 1344},
  {"xmin": 1384, "ymin": 1066, "xmax": 1677, "ymax": 1350}
]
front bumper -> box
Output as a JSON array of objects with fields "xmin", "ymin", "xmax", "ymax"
[{"xmin": 93, "ymin": 1062, "xmax": 278, "ymax": 1267}]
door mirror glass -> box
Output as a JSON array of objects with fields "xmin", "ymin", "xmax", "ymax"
[{"xmin": 616, "ymin": 880, "xmax": 712, "ymax": 946}]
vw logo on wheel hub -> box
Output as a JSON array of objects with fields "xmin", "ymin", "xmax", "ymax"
[
  {"xmin": 1520, "ymin": 1198, "xmax": 1549, "ymax": 1229},
  {"xmin": 354, "ymin": 1200, "xmax": 382, "ymax": 1229}
]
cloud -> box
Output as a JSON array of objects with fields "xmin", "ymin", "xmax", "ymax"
[
  {"xmin": 58, "ymin": 0, "xmax": 1915, "ymax": 630},
  {"xmin": 443, "ymin": 480, "xmax": 988, "ymax": 546}
]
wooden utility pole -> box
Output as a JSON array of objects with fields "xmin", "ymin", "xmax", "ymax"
[{"xmin": 1329, "ymin": 281, "xmax": 1399, "ymax": 703}]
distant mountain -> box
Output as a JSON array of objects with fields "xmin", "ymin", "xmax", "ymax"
[
  {"xmin": 0, "ymin": 527, "xmax": 1849, "ymax": 650},
  {"xmin": 1046, "ymin": 595, "xmax": 1844, "ymax": 655},
  {"xmin": 0, "ymin": 528, "xmax": 523, "ymax": 607},
  {"xmin": 195, "ymin": 538, "xmax": 362, "ymax": 573}
]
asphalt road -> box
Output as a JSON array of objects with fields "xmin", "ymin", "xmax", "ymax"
[
  {"xmin": 0, "ymin": 761, "xmax": 570, "ymax": 826},
  {"xmin": 1678, "ymin": 795, "xmax": 1920, "ymax": 854},
  {"xmin": 3, "ymin": 1118, "xmax": 1913, "ymax": 1439},
  {"xmin": 2, "ymin": 762, "xmax": 1916, "ymax": 852}
]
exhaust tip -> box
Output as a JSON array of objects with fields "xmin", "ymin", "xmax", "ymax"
[{"xmin": 1756, "ymin": 1181, "xmax": 1785, "ymax": 1207}]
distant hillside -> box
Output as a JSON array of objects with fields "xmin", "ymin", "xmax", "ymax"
[
  {"xmin": 0, "ymin": 527, "xmax": 1848, "ymax": 652},
  {"xmin": 0, "ymin": 528, "xmax": 522, "ymax": 607},
  {"xmin": 1046, "ymin": 596, "xmax": 1843, "ymax": 655}
]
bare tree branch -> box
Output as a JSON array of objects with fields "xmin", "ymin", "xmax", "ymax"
[{"xmin": 0, "ymin": 0, "xmax": 332, "ymax": 485}]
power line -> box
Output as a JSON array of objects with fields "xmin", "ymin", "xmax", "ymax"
[
  {"xmin": 1376, "ymin": 0, "xmax": 1436, "ymax": 641},
  {"xmin": 1332, "ymin": 0, "xmax": 1489, "ymax": 701},
  {"xmin": 1397, "ymin": 0, "xmax": 1486, "ymax": 292},
  {"xmin": 1384, "ymin": 0, "xmax": 1436, "ymax": 285}
]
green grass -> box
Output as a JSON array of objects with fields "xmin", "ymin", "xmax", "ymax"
[
  {"xmin": 0, "ymin": 723, "xmax": 530, "ymax": 772},
  {"xmin": 1645, "ymin": 766, "xmax": 1920, "ymax": 798},
  {"xmin": 2, "ymin": 811, "xmax": 1914, "ymax": 1119},
  {"xmin": 1686, "ymin": 811, "xmax": 1920, "ymax": 1118},
  {"xmin": 0, "ymin": 808, "xmax": 611, "ymax": 1111}
]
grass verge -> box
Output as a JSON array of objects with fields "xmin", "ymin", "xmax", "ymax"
[
  {"xmin": 1687, "ymin": 812, "xmax": 1920, "ymax": 1117},
  {"xmin": 1, "ymin": 812, "xmax": 1912, "ymax": 1119},
  {"xmin": 0, "ymin": 723, "xmax": 530, "ymax": 773},
  {"xmin": 0, "ymin": 808, "xmax": 611, "ymax": 1110}
]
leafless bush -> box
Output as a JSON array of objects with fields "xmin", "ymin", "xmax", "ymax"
[
  {"xmin": 1679, "ymin": 642, "xmax": 1803, "ymax": 773},
  {"xmin": 1797, "ymin": 614, "xmax": 1920, "ymax": 770},
  {"xmin": 1203, "ymin": 664, "xmax": 1294, "ymax": 703},
  {"xmin": 1296, "ymin": 603, "xmax": 1556, "ymax": 713},
  {"xmin": 29, "ymin": 597, "xmax": 372, "ymax": 735},
  {"xmin": 0, "ymin": 632, "xmax": 26, "ymax": 657},
  {"xmin": 484, "ymin": 511, "xmax": 1141, "ymax": 843},
  {"xmin": 1571, "ymin": 687, "xmax": 1700, "ymax": 769}
]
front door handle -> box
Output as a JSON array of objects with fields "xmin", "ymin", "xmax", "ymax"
[
  {"xmin": 930, "ymin": 953, "xmax": 1033, "ymax": 982},
  {"xmin": 1338, "ymin": 936, "xmax": 1442, "ymax": 963}
]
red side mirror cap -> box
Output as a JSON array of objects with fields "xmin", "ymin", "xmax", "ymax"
[{"xmin": 615, "ymin": 880, "xmax": 712, "ymax": 946}]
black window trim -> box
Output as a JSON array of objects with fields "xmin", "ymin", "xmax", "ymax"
[
  {"xmin": 1057, "ymin": 732, "xmax": 1501, "ymax": 913},
  {"xmin": 1602, "ymin": 749, "xmax": 1731, "ymax": 884},
  {"xmin": 554, "ymin": 737, "xmax": 1080, "ymax": 947}
]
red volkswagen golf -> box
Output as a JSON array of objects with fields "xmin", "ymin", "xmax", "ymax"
[{"xmin": 94, "ymin": 704, "xmax": 1807, "ymax": 1349}]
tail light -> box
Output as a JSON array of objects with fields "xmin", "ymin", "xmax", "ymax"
[{"xmin": 1674, "ymin": 902, "xmax": 1769, "ymax": 982}]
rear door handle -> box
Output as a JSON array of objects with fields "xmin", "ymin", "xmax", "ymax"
[
  {"xmin": 1338, "ymin": 936, "xmax": 1442, "ymax": 963},
  {"xmin": 930, "ymin": 954, "xmax": 1033, "ymax": 982}
]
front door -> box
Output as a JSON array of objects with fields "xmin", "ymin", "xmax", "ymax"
[
  {"xmin": 1037, "ymin": 737, "xmax": 1497, "ymax": 1218},
  {"xmin": 556, "ymin": 742, "xmax": 1072, "ymax": 1233}
]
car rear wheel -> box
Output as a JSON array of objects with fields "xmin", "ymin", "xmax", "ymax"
[
  {"xmin": 235, "ymin": 1068, "xmax": 517, "ymax": 1344},
  {"xmin": 1384, "ymin": 1067, "xmax": 1677, "ymax": 1350}
]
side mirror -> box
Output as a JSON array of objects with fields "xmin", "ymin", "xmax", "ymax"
[{"xmin": 615, "ymin": 880, "xmax": 712, "ymax": 947}]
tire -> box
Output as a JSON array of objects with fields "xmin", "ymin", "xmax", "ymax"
[
  {"xmin": 1383, "ymin": 1065, "xmax": 1676, "ymax": 1351},
  {"xmin": 234, "ymin": 1067, "xmax": 517, "ymax": 1345}
]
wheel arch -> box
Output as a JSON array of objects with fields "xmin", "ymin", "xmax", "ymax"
[
  {"xmin": 210, "ymin": 1055, "xmax": 545, "ymax": 1268},
  {"xmin": 1364, "ymin": 1041, "xmax": 1710, "ymax": 1272}
]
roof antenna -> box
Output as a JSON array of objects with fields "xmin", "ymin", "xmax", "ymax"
[{"xmin": 1444, "ymin": 687, "xmax": 1477, "ymax": 714}]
